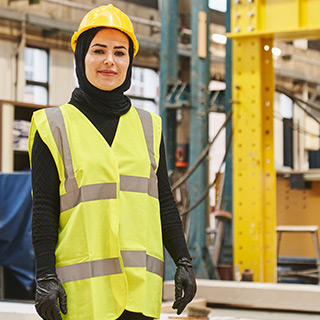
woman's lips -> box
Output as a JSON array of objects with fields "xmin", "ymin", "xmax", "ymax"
[{"xmin": 98, "ymin": 70, "xmax": 117, "ymax": 76}]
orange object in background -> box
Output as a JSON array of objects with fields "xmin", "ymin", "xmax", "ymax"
[{"xmin": 175, "ymin": 144, "xmax": 189, "ymax": 168}]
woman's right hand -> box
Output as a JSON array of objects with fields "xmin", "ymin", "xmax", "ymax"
[{"xmin": 35, "ymin": 274, "xmax": 67, "ymax": 320}]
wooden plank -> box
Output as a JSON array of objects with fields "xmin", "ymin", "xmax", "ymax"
[
  {"xmin": 277, "ymin": 225, "xmax": 319, "ymax": 232},
  {"xmin": 168, "ymin": 317, "xmax": 208, "ymax": 320},
  {"xmin": 197, "ymin": 11, "xmax": 207, "ymax": 58},
  {"xmin": 0, "ymin": 100, "xmax": 53, "ymax": 109},
  {"xmin": 163, "ymin": 280, "xmax": 320, "ymax": 313},
  {"xmin": 161, "ymin": 299, "xmax": 207, "ymax": 313}
]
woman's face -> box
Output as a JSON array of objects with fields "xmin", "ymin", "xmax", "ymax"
[{"xmin": 85, "ymin": 28, "xmax": 130, "ymax": 91}]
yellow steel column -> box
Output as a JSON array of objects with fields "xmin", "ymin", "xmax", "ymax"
[
  {"xmin": 261, "ymin": 38, "xmax": 277, "ymax": 282},
  {"xmin": 230, "ymin": 0, "xmax": 320, "ymax": 283},
  {"xmin": 231, "ymin": 0, "xmax": 277, "ymax": 282}
]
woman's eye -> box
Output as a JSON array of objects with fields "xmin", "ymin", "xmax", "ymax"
[
  {"xmin": 93, "ymin": 49, "xmax": 104, "ymax": 54},
  {"xmin": 115, "ymin": 51, "xmax": 125, "ymax": 57}
]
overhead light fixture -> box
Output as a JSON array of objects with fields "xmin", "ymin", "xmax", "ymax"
[
  {"xmin": 212, "ymin": 33, "xmax": 227, "ymax": 45},
  {"xmin": 272, "ymin": 47, "xmax": 281, "ymax": 57}
]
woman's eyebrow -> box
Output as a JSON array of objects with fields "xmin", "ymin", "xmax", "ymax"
[
  {"xmin": 114, "ymin": 46, "xmax": 128, "ymax": 50},
  {"xmin": 91, "ymin": 43, "xmax": 127, "ymax": 50},
  {"xmin": 91, "ymin": 43, "xmax": 107, "ymax": 48}
]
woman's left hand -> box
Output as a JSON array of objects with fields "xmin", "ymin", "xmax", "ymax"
[
  {"xmin": 172, "ymin": 257, "xmax": 197, "ymax": 315},
  {"xmin": 35, "ymin": 274, "xmax": 67, "ymax": 320}
]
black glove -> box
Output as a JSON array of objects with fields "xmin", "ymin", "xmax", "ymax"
[
  {"xmin": 35, "ymin": 274, "xmax": 67, "ymax": 320},
  {"xmin": 172, "ymin": 257, "xmax": 197, "ymax": 315}
]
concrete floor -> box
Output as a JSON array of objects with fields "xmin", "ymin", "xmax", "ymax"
[
  {"xmin": 0, "ymin": 301, "xmax": 40, "ymax": 320},
  {"xmin": 161, "ymin": 308, "xmax": 320, "ymax": 320},
  {"xmin": 1, "ymin": 301, "xmax": 320, "ymax": 320}
]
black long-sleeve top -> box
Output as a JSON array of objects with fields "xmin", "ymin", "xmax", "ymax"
[{"xmin": 31, "ymin": 104, "xmax": 190, "ymax": 277}]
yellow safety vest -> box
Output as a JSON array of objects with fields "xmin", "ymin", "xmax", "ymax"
[{"xmin": 28, "ymin": 104, "xmax": 163, "ymax": 320}]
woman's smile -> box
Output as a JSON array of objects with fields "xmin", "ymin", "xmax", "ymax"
[{"xmin": 98, "ymin": 69, "xmax": 117, "ymax": 76}]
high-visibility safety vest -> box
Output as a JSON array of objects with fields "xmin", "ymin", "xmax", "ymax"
[{"xmin": 28, "ymin": 104, "xmax": 164, "ymax": 320}]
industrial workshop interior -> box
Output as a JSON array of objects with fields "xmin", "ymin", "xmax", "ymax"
[{"xmin": 1, "ymin": 0, "xmax": 320, "ymax": 319}]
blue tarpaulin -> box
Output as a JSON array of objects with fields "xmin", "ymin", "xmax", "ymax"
[{"xmin": 0, "ymin": 172, "xmax": 34, "ymax": 292}]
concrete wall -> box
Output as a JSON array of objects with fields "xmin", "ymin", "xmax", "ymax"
[
  {"xmin": 49, "ymin": 49, "xmax": 75, "ymax": 106},
  {"xmin": 0, "ymin": 40, "xmax": 16, "ymax": 101}
]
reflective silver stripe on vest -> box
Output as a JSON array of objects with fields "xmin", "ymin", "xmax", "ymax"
[
  {"xmin": 45, "ymin": 108, "xmax": 78, "ymax": 192},
  {"xmin": 134, "ymin": 108, "xmax": 158, "ymax": 199},
  {"xmin": 135, "ymin": 108, "xmax": 157, "ymax": 172},
  {"xmin": 56, "ymin": 257, "xmax": 122, "ymax": 283},
  {"xmin": 148, "ymin": 175, "xmax": 158, "ymax": 199},
  {"xmin": 45, "ymin": 108, "xmax": 117, "ymax": 212},
  {"xmin": 120, "ymin": 175, "xmax": 148, "ymax": 193},
  {"xmin": 60, "ymin": 183, "xmax": 117, "ymax": 212},
  {"xmin": 147, "ymin": 254, "xmax": 164, "ymax": 277},
  {"xmin": 121, "ymin": 250, "xmax": 164, "ymax": 277},
  {"xmin": 120, "ymin": 175, "xmax": 158, "ymax": 198}
]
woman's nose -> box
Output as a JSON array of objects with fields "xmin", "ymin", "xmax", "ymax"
[{"xmin": 104, "ymin": 54, "xmax": 114, "ymax": 65}]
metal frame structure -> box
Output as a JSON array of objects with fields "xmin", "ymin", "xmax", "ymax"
[
  {"xmin": 229, "ymin": 0, "xmax": 320, "ymax": 282},
  {"xmin": 188, "ymin": 0, "xmax": 211, "ymax": 278},
  {"xmin": 160, "ymin": 0, "xmax": 216, "ymax": 279},
  {"xmin": 160, "ymin": 0, "xmax": 178, "ymax": 172},
  {"xmin": 219, "ymin": 0, "xmax": 233, "ymax": 267}
]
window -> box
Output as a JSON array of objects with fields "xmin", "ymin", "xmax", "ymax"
[
  {"xmin": 209, "ymin": 0, "xmax": 227, "ymax": 12},
  {"xmin": 24, "ymin": 47, "xmax": 49, "ymax": 105},
  {"xmin": 126, "ymin": 66, "xmax": 159, "ymax": 115}
]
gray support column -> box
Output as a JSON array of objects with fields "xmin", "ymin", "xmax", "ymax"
[
  {"xmin": 188, "ymin": 0, "xmax": 210, "ymax": 278},
  {"xmin": 219, "ymin": 0, "xmax": 234, "ymax": 268},
  {"xmin": 160, "ymin": 0, "xmax": 178, "ymax": 171},
  {"xmin": 160, "ymin": 0, "xmax": 179, "ymax": 280}
]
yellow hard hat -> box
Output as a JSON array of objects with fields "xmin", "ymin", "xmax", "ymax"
[{"xmin": 71, "ymin": 4, "xmax": 139, "ymax": 56}]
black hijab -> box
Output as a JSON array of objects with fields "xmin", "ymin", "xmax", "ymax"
[{"xmin": 69, "ymin": 27, "xmax": 134, "ymax": 117}]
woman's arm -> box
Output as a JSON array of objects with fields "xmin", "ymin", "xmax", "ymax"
[
  {"xmin": 157, "ymin": 136, "xmax": 191, "ymax": 263},
  {"xmin": 157, "ymin": 136, "xmax": 196, "ymax": 315},
  {"xmin": 31, "ymin": 131, "xmax": 60, "ymax": 277}
]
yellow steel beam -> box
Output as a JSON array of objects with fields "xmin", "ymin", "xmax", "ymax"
[
  {"xmin": 232, "ymin": 36, "xmax": 276, "ymax": 282},
  {"xmin": 231, "ymin": 0, "xmax": 320, "ymax": 283},
  {"xmin": 230, "ymin": 0, "xmax": 320, "ymax": 40},
  {"xmin": 231, "ymin": 0, "xmax": 320, "ymax": 284}
]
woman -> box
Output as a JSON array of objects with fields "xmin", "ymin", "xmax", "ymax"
[{"xmin": 28, "ymin": 4, "xmax": 196, "ymax": 320}]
